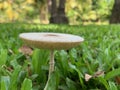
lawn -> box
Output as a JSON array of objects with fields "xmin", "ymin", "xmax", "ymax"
[{"xmin": 0, "ymin": 23, "xmax": 120, "ymax": 90}]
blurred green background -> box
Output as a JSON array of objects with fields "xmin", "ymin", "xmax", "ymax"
[{"xmin": 0, "ymin": 0, "xmax": 114, "ymax": 25}]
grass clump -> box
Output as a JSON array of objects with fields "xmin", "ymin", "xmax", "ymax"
[{"xmin": 0, "ymin": 23, "xmax": 120, "ymax": 90}]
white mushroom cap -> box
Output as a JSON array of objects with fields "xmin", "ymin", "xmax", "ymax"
[{"xmin": 19, "ymin": 32, "xmax": 84, "ymax": 50}]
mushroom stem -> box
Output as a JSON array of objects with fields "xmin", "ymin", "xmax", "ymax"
[
  {"xmin": 44, "ymin": 50, "xmax": 55, "ymax": 90},
  {"xmin": 49, "ymin": 50, "xmax": 55, "ymax": 78}
]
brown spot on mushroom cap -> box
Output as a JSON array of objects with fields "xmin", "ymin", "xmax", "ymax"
[
  {"xmin": 44, "ymin": 34, "xmax": 59, "ymax": 37},
  {"xmin": 19, "ymin": 32, "xmax": 84, "ymax": 50}
]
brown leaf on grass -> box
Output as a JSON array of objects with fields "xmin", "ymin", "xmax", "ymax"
[
  {"xmin": 85, "ymin": 74, "xmax": 92, "ymax": 81},
  {"xmin": 19, "ymin": 45, "xmax": 33, "ymax": 55},
  {"xmin": 93, "ymin": 70, "xmax": 104, "ymax": 77},
  {"xmin": 3, "ymin": 65, "xmax": 13, "ymax": 72},
  {"xmin": 85, "ymin": 71, "xmax": 104, "ymax": 82},
  {"xmin": 115, "ymin": 76, "xmax": 120, "ymax": 84}
]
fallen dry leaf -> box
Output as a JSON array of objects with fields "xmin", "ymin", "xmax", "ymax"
[
  {"xmin": 85, "ymin": 74, "xmax": 92, "ymax": 82},
  {"xmin": 115, "ymin": 76, "xmax": 120, "ymax": 84},
  {"xmin": 93, "ymin": 70, "xmax": 104, "ymax": 77},
  {"xmin": 19, "ymin": 45, "xmax": 33, "ymax": 55},
  {"xmin": 85, "ymin": 70, "xmax": 104, "ymax": 82},
  {"xmin": 2, "ymin": 65, "xmax": 13, "ymax": 72}
]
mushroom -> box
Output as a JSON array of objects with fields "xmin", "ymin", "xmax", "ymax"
[{"xmin": 19, "ymin": 32, "xmax": 84, "ymax": 90}]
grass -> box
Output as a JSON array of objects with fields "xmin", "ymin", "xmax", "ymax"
[{"xmin": 0, "ymin": 23, "xmax": 120, "ymax": 90}]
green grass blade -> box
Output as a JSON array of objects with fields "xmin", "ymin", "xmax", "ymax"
[
  {"xmin": 9, "ymin": 66, "xmax": 21, "ymax": 90},
  {"xmin": 105, "ymin": 68, "xmax": 120, "ymax": 80},
  {"xmin": 109, "ymin": 81, "xmax": 118, "ymax": 90},
  {"xmin": 44, "ymin": 71, "xmax": 59, "ymax": 90},
  {"xmin": 98, "ymin": 77, "xmax": 109, "ymax": 90},
  {"xmin": 0, "ymin": 76, "xmax": 10, "ymax": 90},
  {"xmin": 66, "ymin": 78, "xmax": 77, "ymax": 90},
  {"xmin": 0, "ymin": 49, "xmax": 7, "ymax": 67},
  {"xmin": 32, "ymin": 49, "xmax": 49, "ymax": 82},
  {"xmin": 21, "ymin": 78, "xmax": 32, "ymax": 90},
  {"xmin": 69, "ymin": 63, "xmax": 84, "ymax": 88}
]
